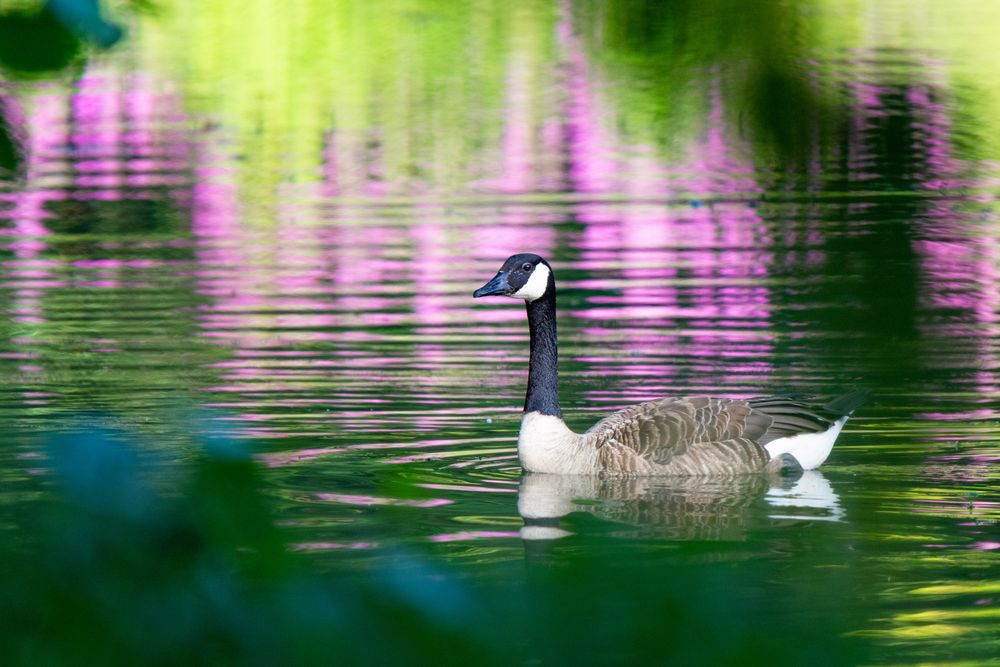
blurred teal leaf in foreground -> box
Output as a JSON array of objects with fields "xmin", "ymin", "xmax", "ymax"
[{"xmin": 48, "ymin": 0, "xmax": 124, "ymax": 48}]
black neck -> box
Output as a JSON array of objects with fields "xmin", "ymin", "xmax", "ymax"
[{"xmin": 524, "ymin": 278, "xmax": 561, "ymax": 417}]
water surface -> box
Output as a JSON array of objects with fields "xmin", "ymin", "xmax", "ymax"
[{"xmin": 2, "ymin": 1, "xmax": 1000, "ymax": 664}]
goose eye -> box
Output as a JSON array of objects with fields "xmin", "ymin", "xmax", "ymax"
[{"xmin": 521, "ymin": 262, "xmax": 532, "ymax": 272}]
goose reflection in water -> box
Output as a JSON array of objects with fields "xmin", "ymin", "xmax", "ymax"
[{"xmin": 517, "ymin": 470, "xmax": 844, "ymax": 541}]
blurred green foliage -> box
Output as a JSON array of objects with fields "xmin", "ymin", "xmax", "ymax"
[
  {"xmin": 0, "ymin": 0, "xmax": 123, "ymax": 179},
  {"xmin": 0, "ymin": 4, "xmax": 83, "ymax": 77},
  {"xmin": 1, "ymin": 425, "xmax": 866, "ymax": 665},
  {"xmin": 138, "ymin": 0, "xmax": 559, "ymax": 197},
  {"xmin": 8, "ymin": 0, "xmax": 999, "ymax": 187},
  {"xmin": 576, "ymin": 0, "xmax": 848, "ymax": 164},
  {"xmin": 0, "ymin": 100, "xmax": 21, "ymax": 179}
]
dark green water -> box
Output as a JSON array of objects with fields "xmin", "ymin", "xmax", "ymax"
[{"xmin": 2, "ymin": 1, "xmax": 1000, "ymax": 664}]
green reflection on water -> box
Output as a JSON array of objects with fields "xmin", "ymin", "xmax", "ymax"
[
  {"xmin": 138, "ymin": 0, "xmax": 558, "ymax": 196},
  {"xmin": 124, "ymin": 0, "xmax": 1000, "ymax": 198}
]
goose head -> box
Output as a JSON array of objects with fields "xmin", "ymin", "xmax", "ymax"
[{"xmin": 473, "ymin": 253, "xmax": 552, "ymax": 302}]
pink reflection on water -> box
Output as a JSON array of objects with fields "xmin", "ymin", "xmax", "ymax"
[
  {"xmin": 563, "ymin": 66, "xmax": 776, "ymax": 397},
  {"xmin": 1, "ymin": 94, "xmax": 55, "ymax": 338},
  {"xmin": 316, "ymin": 493, "xmax": 452, "ymax": 509},
  {"xmin": 919, "ymin": 410, "xmax": 998, "ymax": 421},
  {"xmin": 970, "ymin": 542, "xmax": 1000, "ymax": 551},
  {"xmin": 847, "ymin": 65, "xmax": 1000, "ymax": 380},
  {"xmin": 176, "ymin": 0, "xmax": 820, "ymax": 445},
  {"xmin": 0, "ymin": 68, "xmax": 193, "ymax": 412},
  {"xmin": 260, "ymin": 447, "xmax": 346, "ymax": 467},
  {"xmin": 410, "ymin": 213, "xmax": 455, "ymax": 328},
  {"xmin": 429, "ymin": 531, "xmax": 520, "ymax": 543},
  {"xmin": 351, "ymin": 433, "xmax": 511, "ymax": 451},
  {"xmin": 419, "ymin": 483, "xmax": 517, "ymax": 494},
  {"xmin": 384, "ymin": 449, "xmax": 513, "ymax": 465},
  {"xmin": 887, "ymin": 68, "xmax": 1000, "ymax": 439},
  {"xmin": 552, "ymin": 9, "xmax": 779, "ymax": 399},
  {"xmin": 291, "ymin": 541, "xmax": 378, "ymax": 551},
  {"xmin": 559, "ymin": 5, "xmax": 616, "ymax": 193},
  {"xmin": 1, "ymin": 93, "xmax": 55, "ymax": 407},
  {"xmin": 189, "ymin": 118, "xmax": 578, "ymax": 433},
  {"xmin": 498, "ymin": 33, "xmax": 537, "ymax": 194}
]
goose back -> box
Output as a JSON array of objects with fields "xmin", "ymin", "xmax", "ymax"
[{"xmin": 583, "ymin": 397, "xmax": 772, "ymax": 475}]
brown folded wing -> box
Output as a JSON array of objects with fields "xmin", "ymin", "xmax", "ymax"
[{"xmin": 588, "ymin": 396, "xmax": 773, "ymax": 474}]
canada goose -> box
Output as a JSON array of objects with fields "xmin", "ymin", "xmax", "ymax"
[{"xmin": 473, "ymin": 253, "xmax": 867, "ymax": 475}]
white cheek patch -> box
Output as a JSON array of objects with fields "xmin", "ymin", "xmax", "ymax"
[{"xmin": 512, "ymin": 263, "xmax": 550, "ymax": 301}]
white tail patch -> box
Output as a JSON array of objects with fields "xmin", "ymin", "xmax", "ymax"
[
  {"xmin": 764, "ymin": 416, "xmax": 848, "ymax": 470},
  {"xmin": 513, "ymin": 263, "xmax": 550, "ymax": 302}
]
